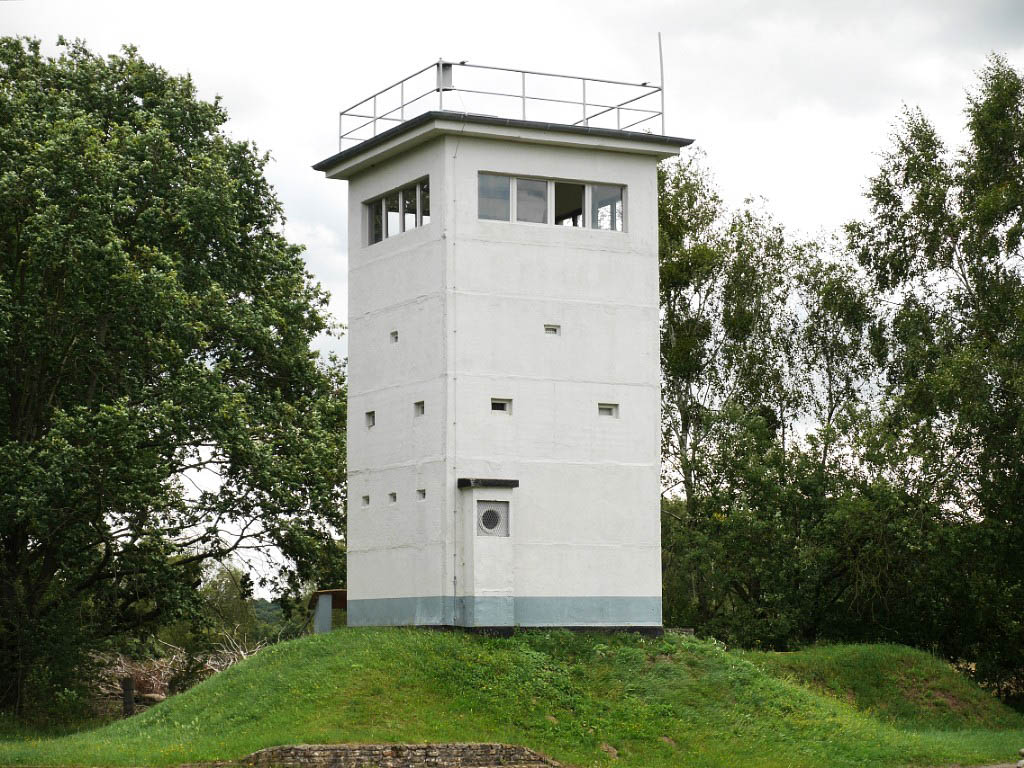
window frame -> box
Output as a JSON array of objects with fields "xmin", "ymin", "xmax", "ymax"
[
  {"xmin": 590, "ymin": 183, "xmax": 626, "ymax": 232},
  {"xmin": 476, "ymin": 172, "xmax": 627, "ymax": 232},
  {"xmin": 478, "ymin": 172, "xmax": 512, "ymax": 222},
  {"xmin": 365, "ymin": 176, "xmax": 431, "ymax": 246},
  {"xmin": 515, "ymin": 176, "xmax": 549, "ymax": 225}
]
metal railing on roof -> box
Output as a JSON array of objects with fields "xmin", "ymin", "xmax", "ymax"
[{"xmin": 337, "ymin": 59, "xmax": 665, "ymax": 150}]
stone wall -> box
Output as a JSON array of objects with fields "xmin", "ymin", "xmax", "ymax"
[{"xmin": 185, "ymin": 743, "xmax": 561, "ymax": 768}]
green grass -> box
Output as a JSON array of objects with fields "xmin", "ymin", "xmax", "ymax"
[
  {"xmin": 739, "ymin": 643, "xmax": 1022, "ymax": 731},
  {"xmin": 1, "ymin": 629, "xmax": 1022, "ymax": 767}
]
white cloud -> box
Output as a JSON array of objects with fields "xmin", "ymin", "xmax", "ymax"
[{"xmin": 3, "ymin": 0, "xmax": 1021, "ymax": 317}]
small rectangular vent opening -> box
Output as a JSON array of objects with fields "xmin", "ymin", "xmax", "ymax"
[
  {"xmin": 361, "ymin": 495, "xmax": 370, "ymax": 507},
  {"xmin": 477, "ymin": 500, "xmax": 510, "ymax": 537},
  {"xmin": 388, "ymin": 492, "xmax": 397, "ymax": 504},
  {"xmin": 544, "ymin": 324, "xmax": 561, "ymax": 335},
  {"xmin": 416, "ymin": 489, "xmax": 426, "ymax": 500},
  {"xmin": 413, "ymin": 401, "xmax": 425, "ymax": 416},
  {"xmin": 389, "ymin": 330, "xmax": 399, "ymax": 343},
  {"xmin": 598, "ymin": 403, "xmax": 619, "ymax": 418},
  {"xmin": 491, "ymin": 398, "xmax": 512, "ymax": 414},
  {"xmin": 365, "ymin": 410, "xmax": 376, "ymax": 428}
]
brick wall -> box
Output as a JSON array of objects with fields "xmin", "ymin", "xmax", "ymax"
[{"xmin": 184, "ymin": 742, "xmax": 561, "ymax": 768}]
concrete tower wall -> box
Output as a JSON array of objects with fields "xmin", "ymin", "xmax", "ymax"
[
  {"xmin": 446, "ymin": 135, "xmax": 661, "ymax": 626},
  {"xmin": 345, "ymin": 140, "xmax": 453, "ymax": 624},
  {"xmin": 321, "ymin": 113, "xmax": 688, "ymax": 628}
]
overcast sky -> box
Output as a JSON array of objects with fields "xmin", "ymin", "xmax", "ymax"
[{"xmin": 4, "ymin": 0, "xmax": 1023, "ymax": 360}]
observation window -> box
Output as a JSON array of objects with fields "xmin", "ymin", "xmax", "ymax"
[
  {"xmin": 401, "ymin": 184, "xmax": 417, "ymax": 231},
  {"xmin": 384, "ymin": 191, "xmax": 400, "ymax": 238},
  {"xmin": 479, "ymin": 173, "xmax": 511, "ymax": 221},
  {"xmin": 365, "ymin": 177, "xmax": 430, "ymax": 245},
  {"xmin": 591, "ymin": 184, "xmax": 624, "ymax": 231},
  {"xmin": 555, "ymin": 182, "xmax": 585, "ymax": 227},
  {"xmin": 516, "ymin": 178, "xmax": 547, "ymax": 223},
  {"xmin": 477, "ymin": 173, "xmax": 625, "ymax": 231}
]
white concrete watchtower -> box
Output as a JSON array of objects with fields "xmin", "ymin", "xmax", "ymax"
[{"xmin": 314, "ymin": 61, "xmax": 691, "ymax": 628}]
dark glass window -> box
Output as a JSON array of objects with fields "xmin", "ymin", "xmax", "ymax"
[
  {"xmin": 516, "ymin": 178, "xmax": 547, "ymax": 223},
  {"xmin": 555, "ymin": 182, "xmax": 585, "ymax": 227},
  {"xmin": 385, "ymin": 191, "xmax": 401, "ymax": 237},
  {"xmin": 420, "ymin": 180, "xmax": 430, "ymax": 225},
  {"xmin": 368, "ymin": 201, "xmax": 383, "ymax": 244},
  {"xmin": 478, "ymin": 173, "xmax": 511, "ymax": 221},
  {"xmin": 401, "ymin": 185, "xmax": 417, "ymax": 232}
]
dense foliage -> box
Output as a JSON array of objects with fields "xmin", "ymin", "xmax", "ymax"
[
  {"xmin": 0, "ymin": 38, "xmax": 346, "ymax": 714},
  {"xmin": 660, "ymin": 54, "xmax": 1024, "ymax": 700}
]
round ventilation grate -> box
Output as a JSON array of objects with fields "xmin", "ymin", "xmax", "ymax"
[{"xmin": 481, "ymin": 508, "xmax": 501, "ymax": 530}]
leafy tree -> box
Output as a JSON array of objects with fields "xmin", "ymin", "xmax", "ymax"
[
  {"xmin": 847, "ymin": 53, "xmax": 1024, "ymax": 694},
  {"xmin": 658, "ymin": 156, "xmax": 908, "ymax": 649},
  {"xmin": 0, "ymin": 38, "xmax": 346, "ymax": 714},
  {"xmin": 658, "ymin": 154, "xmax": 802, "ymax": 640}
]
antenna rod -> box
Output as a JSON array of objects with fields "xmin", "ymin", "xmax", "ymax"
[{"xmin": 658, "ymin": 32, "xmax": 666, "ymax": 134}]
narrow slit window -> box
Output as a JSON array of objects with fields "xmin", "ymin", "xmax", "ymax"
[
  {"xmin": 389, "ymin": 330, "xmax": 399, "ymax": 343},
  {"xmin": 413, "ymin": 401, "xmax": 425, "ymax": 417},
  {"xmin": 368, "ymin": 201, "xmax": 383, "ymax": 244},
  {"xmin": 401, "ymin": 185, "xmax": 417, "ymax": 231},
  {"xmin": 491, "ymin": 398, "xmax": 512, "ymax": 414},
  {"xmin": 598, "ymin": 403, "xmax": 620, "ymax": 418},
  {"xmin": 544, "ymin": 324, "xmax": 561, "ymax": 335},
  {"xmin": 591, "ymin": 184, "xmax": 624, "ymax": 231},
  {"xmin": 417, "ymin": 489, "xmax": 426, "ymax": 500},
  {"xmin": 555, "ymin": 182, "xmax": 585, "ymax": 227},
  {"xmin": 478, "ymin": 173, "xmax": 511, "ymax": 221},
  {"xmin": 388, "ymin": 492, "xmax": 397, "ymax": 504},
  {"xmin": 361, "ymin": 495, "xmax": 370, "ymax": 507},
  {"xmin": 365, "ymin": 410, "xmax": 375, "ymax": 428},
  {"xmin": 384, "ymin": 191, "xmax": 401, "ymax": 237},
  {"xmin": 516, "ymin": 178, "xmax": 547, "ymax": 223}
]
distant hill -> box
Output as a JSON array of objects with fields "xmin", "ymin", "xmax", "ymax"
[{"xmin": 1, "ymin": 629, "xmax": 1021, "ymax": 767}]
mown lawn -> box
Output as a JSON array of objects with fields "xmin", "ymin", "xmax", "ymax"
[{"xmin": 1, "ymin": 629, "xmax": 1021, "ymax": 767}]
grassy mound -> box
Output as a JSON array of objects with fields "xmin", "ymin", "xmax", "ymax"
[
  {"xmin": 739, "ymin": 643, "xmax": 1021, "ymax": 731},
  {"xmin": 0, "ymin": 629, "xmax": 1021, "ymax": 767}
]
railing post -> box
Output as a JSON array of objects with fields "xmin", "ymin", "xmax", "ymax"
[
  {"xmin": 521, "ymin": 71, "xmax": 526, "ymax": 120},
  {"xmin": 658, "ymin": 32, "xmax": 666, "ymax": 134},
  {"xmin": 372, "ymin": 95, "xmax": 377, "ymax": 136},
  {"xmin": 400, "ymin": 81, "xmax": 405, "ymax": 121},
  {"xmin": 581, "ymin": 79, "xmax": 587, "ymax": 126}
]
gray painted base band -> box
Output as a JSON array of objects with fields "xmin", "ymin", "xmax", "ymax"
[{"xmin": 347, "ymin": 596, "xmax": 662, "ymax": 627}]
